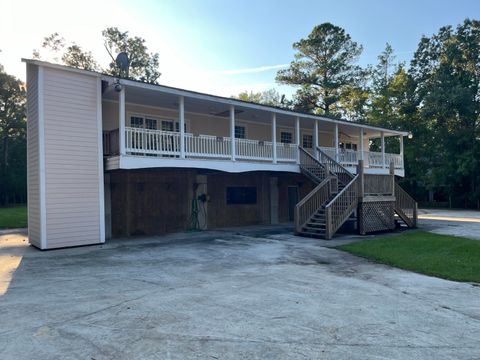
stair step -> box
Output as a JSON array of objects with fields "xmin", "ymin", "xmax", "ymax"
[
  {"xmin": 306, "ymin": 220, "xmax": 326, "ymax": 226},
  {"xmin": 299, "ymin": 230, "xmax": 326, "ymax": 237},
  {"xmin": 297, "ymin": 232, "xmax": 326, "ymax": 239},
  {"xmin": 303, "ymin": 225, "xmax": 326, "ymax": 231}
]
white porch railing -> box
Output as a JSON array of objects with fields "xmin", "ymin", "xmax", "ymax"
[
  {"xmin": 122, "ymin": 128, "xmax": 402, "ymax": 168},
  {"xmin": 186, "ymin": 134, "xmax": 231, "ymax": 159},
  {"xmin": 318, "ymin": 146, "xmax": 403, "ymax": 169},
  {"xmin": 124, "ymin": 127, "xmax": 297, "ymax": 162}
]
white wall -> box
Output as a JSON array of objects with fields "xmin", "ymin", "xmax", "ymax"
[
  {"xmin": 26, "ymin": 64, "xmax": 42, "ymax": 248},
  {"xmin": 39, "ymin": 66, "xmax": 104, "ymax": 249}
]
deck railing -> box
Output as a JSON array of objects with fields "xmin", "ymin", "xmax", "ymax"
[
  {"xmin": 317, "ymin": 147, "xmax": 355, "ymax": 185},
  {"xmin": 325, "ymin": 175, "xmax": 359, "ymax": 239},
  {"xmin": 299, "ymin": 147, "xmax": 328, "ymax": 183},
  {"xmin": 294, "ymin": 176, "xmax": 335, "ymax": 233},
  {"xmin": 108, "ymin": 128, "xmax": 403, "ymax": 169},
  {"xmin": 394, "ymin": 183, "xmax": 418, "ymax": 227},
  {"xmin": 364, "ymin": 174, "xmax": 393, "ymax": 196},
  {"xmin": 186, "ymin": 134, "xmax": 231, "ymax": 159}
]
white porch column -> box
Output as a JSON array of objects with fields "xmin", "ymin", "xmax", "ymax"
[
  {"xmin": 334, "ymin": 123, "xmax": 339, "ymax": 162},
  {"xmin": 272, "ymin": 113, "xmax": 277, "ymax": 164},
  {"xmin": 119, "ymin": 86, "xmax": 125, "ymax": 155},
  {"xmin": 229, "ymin": 105, "xmax": 236, "ymax": 161},
  {"xmin": 381, "ymin": 131, "xmax": 386, "ymax": 168},
  {"xmin": 359, "ymin": 127, "xmax": 364, "ymax": 160},
  {"xmin": 313, "ymin": 119, "xmax": 319, "ymax": 159},
  {"xmin": 295, "ymin": 116, "xmax": 300, "ymax": 164},
  {"xmin": 400, "ymin": 135, "xmax": 404, "ymax": 168},
  {"xmin": 179, "ymin": 96, "xmax": 185, "ymax": 158}
]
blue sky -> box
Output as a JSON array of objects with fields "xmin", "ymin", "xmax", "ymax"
[{"xmin": 1, "ymin": 0, "xmax": 479, "ymax": 96}]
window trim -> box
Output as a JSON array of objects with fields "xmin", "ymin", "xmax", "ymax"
[
  {"xmin": 234, "ymin": 122, "xmax": 248, "ymax": 139},
  {"xmin": 301, "ymin": 131, "xmax": 313, "ymax": 149},
  {"xmin": 127, "ymin": 111, "xmax": 189, "ymax": 132},
  {"xmin": 279, "ymin": 129, "xmax": 294, "ymax": 144}
]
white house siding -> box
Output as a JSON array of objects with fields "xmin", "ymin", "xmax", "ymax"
[
  {"xmin": 26, "ymin": 64, "xmax": 42, "ymax": 248},
  {"xmin": 42, "ymin": 67, "xmax": 103, "ymax": 248}
]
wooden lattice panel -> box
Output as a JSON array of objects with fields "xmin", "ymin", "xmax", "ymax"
[{"xmin": 359, "ymin": 201, "xmax": 395, "ymax": 234}]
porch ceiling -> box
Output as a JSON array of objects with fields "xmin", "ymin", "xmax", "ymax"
[{"xmin": 103, "ymin": 83, "xmax": 401, "ymax": 138}]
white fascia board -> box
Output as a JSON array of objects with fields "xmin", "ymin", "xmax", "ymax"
[
  {"xmin": 22, "ymin": 59, "xmax": 101, "ymax": 78},
  {"xmin": 118, "ymin": 156, "xmax": 301, "ymax": 174}
]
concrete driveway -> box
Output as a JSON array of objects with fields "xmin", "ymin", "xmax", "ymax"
[
  {"xmin": 1, "ymin": 227, "xmax": 479, "ymax": 360},
  {"xmin": 419, "ymin": 208, "xmax": 480, "ymax": 240}
]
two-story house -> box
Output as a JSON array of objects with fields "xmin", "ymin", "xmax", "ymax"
[{"xmin": 24, "ymin": 59, "xmax": 417, "ymax": 250}]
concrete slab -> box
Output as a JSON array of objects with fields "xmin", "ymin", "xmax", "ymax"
[
  {"xmin": 0, "ymin": 228, "xmax": 479, "ymax": 360},
  {"xmin": 419, "ymin": 208, "xmax": 480, "ymax": 240}
]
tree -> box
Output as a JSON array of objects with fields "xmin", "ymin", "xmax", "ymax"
[
  {"xmin": 0, "ymin": 62, "xmax": 26, "ymax": 205},
  {"xmin": 33, "ymin": 32, "xmax": 99, "ymax": 71},
  {"xmin": 33, "ymin": 28, "xmax": 161, "ymax": 83},
  {"xmin": 408, "ymin": 19, "xmax": 480, "ymax": 207},
  {"xmin": 276, "ymin": 23, "xmax": 363, "ymax": 117},
  {"xmin": 234, "ymin": 88, "xmax": 285, "ymax": 107},
  {"xmin": 102, "ymin": 27, "xmax": 161, "ymax": 84}
]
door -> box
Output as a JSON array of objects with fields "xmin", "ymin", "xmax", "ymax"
[{"xmin": 288, "ymin": 186, "xmax": 299, "ymax": 222}]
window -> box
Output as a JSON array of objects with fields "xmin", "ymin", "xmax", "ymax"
[
  {"xmin": 145, "ymin": 118, "xmax": 157, "ymax": 130},
  {"xmin": 280, "ymin": 131, "xmax": 293, "ymax": 144},
  {"xmin": 340, "ymin": 142, "xmax": 358, "ymax": 151},
  {"xmin": 235, "ymin": 125, "xmax": 246, "ymax": 139},
  {"xmin": 226, "ymin": 187, "xmax": 257, "ymax": 205},
  {"xmin": 161, "ymin": 120, "xmax": 174, "ymax": 132},
  {"xmin": 175, "ymin": 122, "xmax": 187, "ymax": 132},
  {"xmin": 302, "ymin": 134, "xmax": 313, "ymax": 148},
  {"xmin": 130, "ymin": 116, "xmax": 144, "ymax": 128}
]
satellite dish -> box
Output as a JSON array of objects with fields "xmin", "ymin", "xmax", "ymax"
[{"xmin": 115, "ymin": 52, "xmax": 129, "ymax": 77}]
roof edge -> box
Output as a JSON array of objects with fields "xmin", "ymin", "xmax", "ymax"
[{"xmin": 22, "ymin": 58, "xmax": 409, "ymax": 136}]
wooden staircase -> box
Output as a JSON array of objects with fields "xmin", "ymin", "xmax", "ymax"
[
  {"xmin": 296, "ymin": 147, "xmax": 358, "ymax": 239},
  {"xmin": 295, "ymin": 147, "xmax": 417, "ymax": 239},
  {"xmin": 394, "ymin": 183, "xmax": 418, "ymax": 228}
]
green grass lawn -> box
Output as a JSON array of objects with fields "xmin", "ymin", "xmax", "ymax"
[
  {"xmin": 0, "ymin": 206, "xmax": 27, "ymax": 229},
  {"xmin": 337, "ymin": 231, "xmax": 480, "ymax": 283}
]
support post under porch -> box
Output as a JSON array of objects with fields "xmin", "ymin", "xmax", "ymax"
[
  {"xmin": 230, "ymin": 105, "xmax": 236, "ymax": 161},
  {"xmin": 119, "ymin": 86, "xmax": 125, "ymax": 156},
  {"xmin": 272, "ymin": 113, "xmax": 277, "ymax": 164},
  {"xmin": 399, "ymin": 135, "xmax": 404, "ymax": 169},
  {"xmin": 381, "ymin": 131, "xmax": 386, "ymax": 169},
  {"xmin": 359, "ymin": 127, "xmax": 364, "ymax": 161},
  {"xmin": 295, "ymin": 116, "xmax": 300, "ymax": 164},
  {"xmin": 334, "ymin": 123, "xmax": 339, "ymax": 162},
  {"xmin": 179, "ymin": 96, "xmax": 185, "ymax": 159}
]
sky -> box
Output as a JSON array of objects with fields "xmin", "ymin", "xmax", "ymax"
[{"xmin": 1, "ymin": 0, "xmax": 479, "ymax": 97}]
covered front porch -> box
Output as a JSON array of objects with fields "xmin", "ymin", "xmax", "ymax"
[{"xmin": 101, "ymin": 78, "xmax": 407, "ymax": 176}]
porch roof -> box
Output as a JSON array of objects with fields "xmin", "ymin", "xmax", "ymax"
[{"xmin": 23, "ymin": 58, "xmax": 409, "ymax": 138}]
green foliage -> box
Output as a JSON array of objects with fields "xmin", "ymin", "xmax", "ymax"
[
  {"xmin": 234, "ymin": 88, "xmax": 285, "ymax": 107},
  {"xmin": 34, "ymin": 28, "xmax": 161, "ymax": 84},
  {"xmin": 0, "ymin": 64, "xmax": 26, "ymax": 205},
  {"xmin": 33, "ymin": 32, "xmax": 99, "ymax": 71},
  {"xmin": 337, "ymin": 231, "xmax": 480, "ymax": 283},
  {"xmin": 0, "ymin": 206, "xmax": 27, "ymax": 229},
  {"xmin": 276, "ymin": 23, "xmax": 364, "ymax": 116},
  {"xmin": 408, "ymin": 19, "xmax": 480, "ymax": 206},
  {"xmin": 102, "ymin": 27, "xmax": 161, "ymax": 84}
]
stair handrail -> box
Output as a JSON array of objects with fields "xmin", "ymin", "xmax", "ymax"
[
  {"xmin": 294, "ymin": 176, "xmax": 335, "ymax": 234},
  {"xmin": 324, "ymin": 174, "xmax": 360, "ymax": 239},
  {"xmin": 316, "ymin": 147, "xmax": 354, "ymax": 185},
  {"xmin": 298, "ymin": 146, "xmax": 328, "ymax": 183},
  {"xmin": 394, "ymin": 183, "xmax": 418, "ymax": 227}
]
